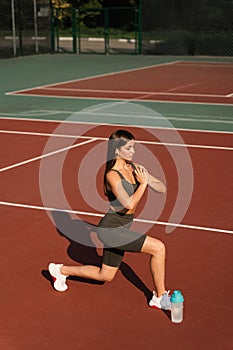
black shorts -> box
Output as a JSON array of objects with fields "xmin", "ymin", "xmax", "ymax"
[{"xmin": 97, "ymin": 211, "xmax": 146, "ymax": 267}]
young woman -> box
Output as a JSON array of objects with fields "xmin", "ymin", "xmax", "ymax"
[{"xmin": 48, "ymin": 129, "xmax": 171, "ymax": 310}]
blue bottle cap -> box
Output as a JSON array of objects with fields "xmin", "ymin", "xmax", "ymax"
[{"xmin": 171, "ymin": 290, "xmax": 184, "ymax": 303}]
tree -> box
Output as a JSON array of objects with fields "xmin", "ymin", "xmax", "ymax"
[{"xmin": 51, "ymin": 0, "xmax": 103, "ymax": 8}]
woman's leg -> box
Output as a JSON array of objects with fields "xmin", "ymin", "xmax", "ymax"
[
  {"xmin": 140, "ymin": 236, "xmax": 166, "ymax": 297},
  {"xmin": 61, "ymin": 263, "xmax": 119, "ymax": 282},
  {"xmin": 49, "ymin": 246, "xmax": 124, "ymax": 291}
]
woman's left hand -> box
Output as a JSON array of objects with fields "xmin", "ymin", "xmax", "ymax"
[{"xmin": 134, "ymin": 167, "xmax": 148, "ymax": 185}]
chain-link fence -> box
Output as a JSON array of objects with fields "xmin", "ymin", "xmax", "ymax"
[
  {"xmin": 142, "ymin": 2, "xmax": 233, "ymax": 56},
  {"xmin": 1, "ymin": 1, "xmax": 233, "ymax": 58},
  {"xmin": 53, "ymin": 6, "xmax": 139, "ymax": 54},
  {"xmin": 0, "ymin": 0, "xmax": 52, "ymax": 58}
]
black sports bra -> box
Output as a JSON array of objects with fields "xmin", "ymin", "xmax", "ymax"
[{"xmin": 106, "ymin": 168, "xmax": 139, "ymax": 208}]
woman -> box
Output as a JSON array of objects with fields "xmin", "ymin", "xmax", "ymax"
[{"xmin": 48, "ymin": 129, "xmax": 171, "ymax": 310}]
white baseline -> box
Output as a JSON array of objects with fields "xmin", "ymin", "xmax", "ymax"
[{"xmin": 0, "ymin": 200, "xmax": 232, "ymax": 235}]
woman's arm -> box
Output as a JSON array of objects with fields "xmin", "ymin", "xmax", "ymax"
[
  {"xmin": 106, "ymin": 168, "xmax": 148, "ymax": 210},
  {"xmin": 133, "ymin": 163, "xmax": 166, "ymax": 193},
  {"xmin": 147, "ymin": 173, "xmax": 166, "ymax": 193}
]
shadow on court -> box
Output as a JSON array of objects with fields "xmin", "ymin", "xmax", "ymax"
[{"xmin": 42, "ymin": 210, "xmax": 153, "ymax": 303}]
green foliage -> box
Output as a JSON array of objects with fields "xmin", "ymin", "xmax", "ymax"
[
  {"xmin": 1, "ymin": 0, "xmax": 233, "ymax": 57},
  {"xmin": 52, "ymin": 0, "xmax": 104, "ymax": 8}
]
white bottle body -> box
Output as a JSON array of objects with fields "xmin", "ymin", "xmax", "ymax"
[{"xmin": 171, "ymin": 302, "xmax": 183, "ymax": 323}]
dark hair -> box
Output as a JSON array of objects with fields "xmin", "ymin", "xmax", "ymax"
[{"xmin": 104, "ymin": 129, "xmax": 135, "ymax": 196}]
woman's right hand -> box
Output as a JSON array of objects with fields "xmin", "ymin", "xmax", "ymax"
[{"xmin": 134, "ymin": 167, "xmax": 148, "ymax": 185}]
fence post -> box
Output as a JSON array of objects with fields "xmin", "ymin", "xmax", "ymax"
[
  {"xmin": 11, "ymin": 0, "xmax": 17, "ymax": 56},
  {"xmin": 50, "ymin": 4, "xmax": 55, "ymax": 53},
  {"xmin": 33, "ymin": 0, "xmax": 39, "ymax": 53},
  {"xmin": 137, "ymin": 0, "xmax": 142, "ymax": 54},
  {"xmin": 104, "ymin": 7, "xmax": 109, "ymax": 55},
  {"xmin": 17, "ymin": 0, "xmax": 23, "ymax": 56},
  {"xmin": 72, "ymin": 7, "xmax": 77, "ymax": 53},
  {"xmin": 77, "ymin": 8, "xmax": 81, "ymax": 54},
  {"xmin": 55, "ymin": 7, "xmax": 59, "ymax": 52}
]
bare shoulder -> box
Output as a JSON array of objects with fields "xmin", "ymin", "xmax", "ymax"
[{"xmin": 106, "ymin": 169, "xmax": 121, "ymax": 181}]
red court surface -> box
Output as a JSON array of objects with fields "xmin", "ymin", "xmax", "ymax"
[
  {"xmin": 8, "ymin": 61, "xmax": 233, "ymax": 105},
  {"xmin": 0, "ymin": 118, "xmax": 233, "ymax": 350}
]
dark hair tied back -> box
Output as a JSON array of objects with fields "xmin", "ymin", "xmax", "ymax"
[{"xmin": 103, "ymin": 129, "xmax": 135, "ymax": 196}]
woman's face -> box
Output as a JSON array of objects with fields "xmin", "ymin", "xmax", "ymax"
[{"xmin": 117, "ymin": 139, "xmax": 135, "ymax": 161}]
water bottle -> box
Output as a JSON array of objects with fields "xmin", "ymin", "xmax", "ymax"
[{"xmin": 170, "ymin": 290, "xmax": 184, "ymax": 323}]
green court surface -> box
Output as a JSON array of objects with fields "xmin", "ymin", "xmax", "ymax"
[{"xmin": 0, "ymin": 54, "xmax": 233, "ymax": 132}]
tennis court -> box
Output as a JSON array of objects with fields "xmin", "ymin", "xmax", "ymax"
[{"xmin": 0, "ymin": 54, "xmax": 233, "ymax": 350}]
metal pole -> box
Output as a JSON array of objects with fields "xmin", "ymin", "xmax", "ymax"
[
  {"xmin": 50, "ymin": 4, "xmax": 55, "ymax": 53},
  {"xmin": 77, "ymin": 8, "xmax": 81, "ymax": 54},
  {"xmin": 104, "ymin": 7, "xmax": 109, "ymax": 55},
  {"xmin": 138, "ymin": 0, "xmax": 142, "ymax": 54},
  {"xmin": 56, "ymin": 7, "xmax": 59, "ymax": 52},
  {"xmin": 11, "ymin": 0, "xmax": 17, "ymax": 55},
  {"xmin": 33, "ymin": 0, "xmax": 39, "ymax": 52},
  {"xmin": 17, "ymin": 0, "xmax": 23, "ymax": 56},
  {"xmin": 72, "ymin": 7, "xmax": 77, "ymax": 53}
]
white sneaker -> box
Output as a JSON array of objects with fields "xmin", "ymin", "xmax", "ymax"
[
  {"xmin": 48, "ymin": 263, "xmax": 68, "ymax": 292},
  {"xmin": 149, "ymin": 291, "xmax": 171, "ymax": 310}
]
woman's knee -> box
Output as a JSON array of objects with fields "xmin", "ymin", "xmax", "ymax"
[
  {"xmin": 142, "ymin": 237, "xmax": 166, "ymax": 256},
  {"xmin": 104, "ymin": 273, "xmax": 116, "ymax": 282},
  {"xmin": 100, "ymin": 265, "xmax": 118, "ymax": 282},
  {"xmin": 154, "ymin": 240, "xmax": 166, "ymax": 255}
]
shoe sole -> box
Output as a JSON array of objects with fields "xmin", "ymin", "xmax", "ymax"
[
  {"xmin": 149, "ymin": 305, "xmax": 160, "ymax": 309},
  {"xmin": 149, "ymin": 304, "xmax": 171, "ymax": 310}
]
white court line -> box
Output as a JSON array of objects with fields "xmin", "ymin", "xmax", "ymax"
[
  {"xmin": 5, "ymin": 59, "xmax": 233, "ymax": 106},
  {"xmin": 1, "ymin": 110, "xmax": 233, "ymax": 124},
  {"xmin": 165, "ymin": 82, "xmax": 199, "ymax": 93},
  {"xmin": 2, "ymin": 109, "xmax": 233, "ymax": 121},
  {"xmin": 0, "ymin": 138, "xmax": 97, "ymax": 173},
  {"xmin": 226, "ymin": 92, "xmax": 233, "ymax": 97},
  {"xmin": 86, "ymin": 113, "xmax": 233, "ymax": 124},
  {"xmin": 41, "ymin": 86, "xmax": 228, "ymax": 99},
  {"xmin": 1, "ymin": 129, "xmax": 233, "ymax": 151},
  {"xmin": 0, "ymin": 200, "xmax": 232, "ymax": 235},
  {"xmin": 6, "ymin": 60, "xmax": 181, "ymax": 95},
  {"xmin": 6, "ymin": 60, "xmax": 233, "ymax": 96},
  {"xmin": 21, "ymin": 109, "xmax": 233, "ymax": 122},
  {"xmin": 0, "ymin": 129, "xmax": 94, "ymax": 139},
  {"xmin": 0, "ymin": 116, "xmax": 233, "ymax": 135},
  {"xmin": 6, "ymin": 91, "xmax": 233, "ymax": 107},
  {"xmin": 74, "ymin": 110, "xmax": 233, "ymax": 125}
]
